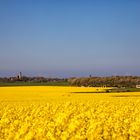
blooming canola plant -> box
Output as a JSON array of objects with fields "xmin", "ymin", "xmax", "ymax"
[{"xmin": 0, "ymin": 86, "xmax": 140, "ymax": 140}]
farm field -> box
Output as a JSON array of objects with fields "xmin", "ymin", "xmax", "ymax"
[{"xmin": 0, "ymin": 86, "xmax": 140, "ymax": 139}]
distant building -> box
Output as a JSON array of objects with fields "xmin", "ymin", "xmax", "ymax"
[
  {"xmin": 19, "ymin": 72, "xmax": 22, "ymax": 79},
  {"xmin": 136, "ymin": 85, "xmax": 140, "ymax": 88},
  {"xmin": 17, "ymin": 72, "xmax": 22, "ymax": 80}
]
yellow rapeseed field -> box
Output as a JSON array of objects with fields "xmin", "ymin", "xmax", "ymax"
[{"xmin": 0, "ymin": 86, "xmax": 140, "ymax": 140}]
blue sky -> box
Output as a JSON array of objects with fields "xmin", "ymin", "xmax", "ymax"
[{"xmin": 0, "ymin": 0, "xmax": 140, "ymax": 77}]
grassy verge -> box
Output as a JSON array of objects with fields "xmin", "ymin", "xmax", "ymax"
[{"xmin": 0, "ymin": 81, "xmax": 70, "ymax": 87}]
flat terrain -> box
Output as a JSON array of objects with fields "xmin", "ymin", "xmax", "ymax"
[{"xmin": 0, "ymin": 86, "xmax": 140, "ymax": 139}]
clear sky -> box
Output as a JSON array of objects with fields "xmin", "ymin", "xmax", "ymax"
[{"xmin": 0, "ymin": 0, "xmax": 140, "ymax": 77}]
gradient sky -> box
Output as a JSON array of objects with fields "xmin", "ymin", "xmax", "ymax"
[{"xmin": 0, "ymin": 0, "xmax": 140, "ymax": 77}]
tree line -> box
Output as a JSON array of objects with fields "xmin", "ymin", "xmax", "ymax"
[
  {"xmin": 1, "ymin": 76, "xmax": 140, "ymax": 88},
  {"xmin": 68, "ymin": 76, "xmax": 140, "ymax": 88}
]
